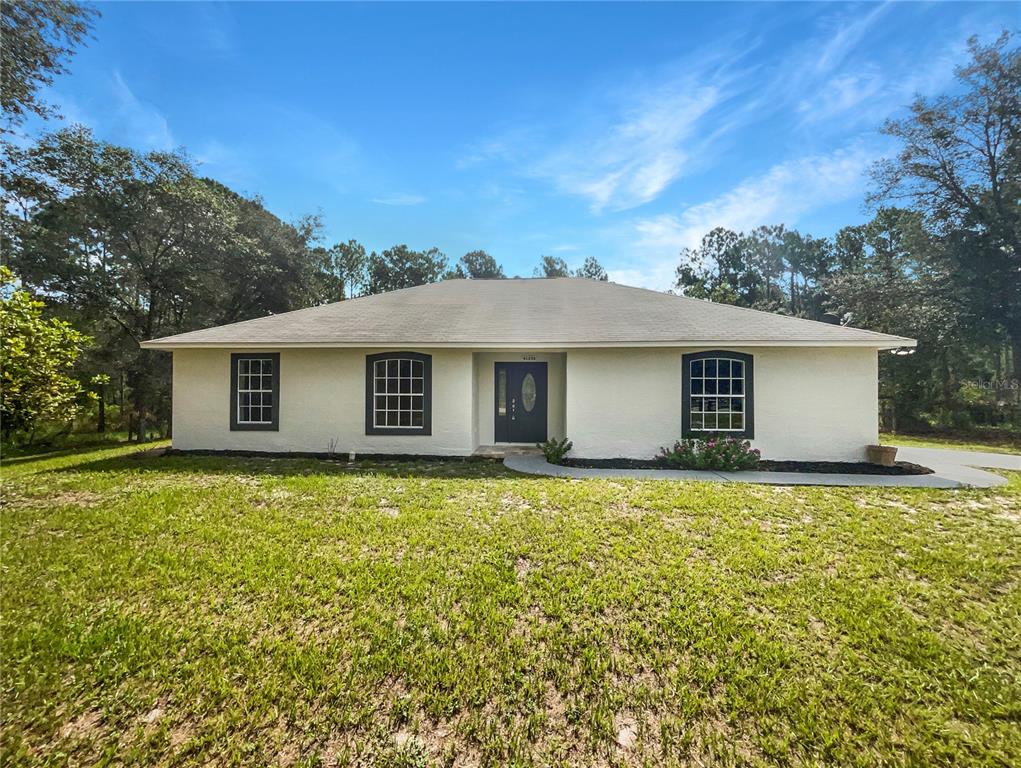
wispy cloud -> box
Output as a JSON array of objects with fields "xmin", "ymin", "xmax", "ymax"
[
  {"xmin": 193, "ymin": 2, "xmax": 240, "ymax": 56},
  {"xmin": 461, "ymin": 43, "xmax": 746, "ymax": 213},
  {"xmin": 371, "ymin": 193, "xmax": 426, "ymax": 206},
  {"xmin": 532, "ymin": 81, "xmax": 724, "ymax": 213},
  {"xmin": 110, "ymin": 71, "xmax": 175, "ymax": 151},
  {"xmin": 461, "ymin": 1, "xmax": 984, "ymax": 221},
  {"xmin": 666, "ymin": 144, "xmax": 879, "ymax": 244},
  {"xmin": 797, "ymin": 68, "xmax": 886, "ymax": 124},
  {"xmin": 813, "ymin": 2, "xmax": 893, "ymax": 74},
  {"xmin": 605, "ymin": 143, "xmax": 882, "ymax": 290}
]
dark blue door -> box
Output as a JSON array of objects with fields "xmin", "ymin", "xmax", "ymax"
[{"xmin": 494, "ymin": 362, "xmax": 547, "ymax": 443}]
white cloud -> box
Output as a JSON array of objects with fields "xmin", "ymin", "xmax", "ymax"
[
  {"xmin": 110, "ymin": 71, "xmax": 175, "ymax": 151},
  {"xmin": 531, "ymin": 83, "xmax": 722, "ymax": 213},
  {"xmin": 606, "ymin": 143, "xmax": 881, "ymax": 291},
  {"xmin": 458, "ymin": 13, "xmax": 906, "ymax": 215},
  {"xmin": 371, "ymin": 193, "xmax": 426, "ymax": 206},
  {"xmin": 813, "ymin": 2, "xmax": 893, "ymax": 74},
  {"xmin": 460, "ymin": 45, "xmax": 743, "ymax": 214},
  {"xmin": 797, "ymin": 69, "xmax": 885, "ymax": 123},
  {"xmin": 193, "ymin": 2, "xmax": 239, "ymax": 56}
]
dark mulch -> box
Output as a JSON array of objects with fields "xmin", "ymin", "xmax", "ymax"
[
  {"xmin": 563, "ymin": 458, "xmax": 672, "ymax": 470},
  {"xmin": 758, "ymin": 460, "xmax": 933, "ymax": 476},
  {"xmin": 561, "ymin": 458, "xmax": 933, "ymax": 475}
]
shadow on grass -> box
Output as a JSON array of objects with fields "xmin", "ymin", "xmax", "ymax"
[
  {"xmin": 47, "ymin": 449, "xmax": 525, "ymax": 480},
  {"xmin": 1, "ymin": 438, "xmax": 160, "ymax": 466}
]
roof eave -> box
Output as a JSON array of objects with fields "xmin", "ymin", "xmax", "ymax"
[{"xmin": 140, "ymin": 337, "xmax": 917, "ymax": 351}]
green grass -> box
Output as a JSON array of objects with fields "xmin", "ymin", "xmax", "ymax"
[
  {"xmin": 882, "ymin": 432, "xmax": 1021, "ymax": 455},
  {"xmin": 2, "ymin": 443, "xmax": 1020, "ymax": 767}
]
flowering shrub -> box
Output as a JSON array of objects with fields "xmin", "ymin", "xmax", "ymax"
[{"xmin": 657, "ymin": 436, "xmax": 760, "ymax": 471}]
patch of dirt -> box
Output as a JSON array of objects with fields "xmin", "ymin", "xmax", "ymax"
[
  {"xmin": 614, "ymin": 713, "xmax": 637, "ymax": 750},
  {"xmin": 169, "ymin": 723, "xmax": 193, "ymax": 750},
  {"xmin": 48, "ymin": 490, "xmax": 105, "ymax": 508},
  {"xmin": 140, "ymin": 706, "xmax": 164, "ymax": 729},
  {"xmin": 377, "ymin": 497, "xmax": 400, "ymax": 517},
  {"xmin": 276, "ymin": 742, "xmax": 300, "ymax": 766},
  {"xmin": 499, "ymin": 492, "xmax": 531, "ymax": 512},
  {"xmin": 59, "ymin": 709, "xmax": 102, "ymax": 740},
  {"xmin": 515, "ymin": 557, "xmax": 532, "ymax": 579}
]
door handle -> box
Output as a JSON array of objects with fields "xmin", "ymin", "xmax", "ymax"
[{"xmin": 511, "ymin": 397, "xmax": 516, "ymax": 420}]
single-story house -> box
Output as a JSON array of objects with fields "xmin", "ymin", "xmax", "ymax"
[{"xmin": 141, "ymin": 278, "xmax": 915, "ymax": 461}]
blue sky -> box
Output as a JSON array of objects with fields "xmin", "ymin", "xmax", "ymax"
[{"xmin": 40, "ymin": 1, "xmax": 1017, "ymax": 289}]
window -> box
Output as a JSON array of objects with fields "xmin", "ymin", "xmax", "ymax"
[
  {"xmin": 365, "ymin": 352, "xmax": 432, "ymax": 436},
  {"xmin": 681, "ymin": 350, "xmax": 754, "ymax": 439},
  {"xmin": 497, "ymin": 369, "xmax": 507, "ymax": 416},
  {"xmin": 230, "ymin": 353, "xmax": 280, "ymax": 431}
]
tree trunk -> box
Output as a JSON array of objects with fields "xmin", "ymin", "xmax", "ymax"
[
  {"xmin": 132, "ymin": 375, "xmax": 146, "ymax": 444},
  {"xmin": 1012, "ymin": 333, "xmax": 1021, "ymax": 380},
  {"xmin": 97, "ymin": 385, "xmax": 106, "ymax": 433}
]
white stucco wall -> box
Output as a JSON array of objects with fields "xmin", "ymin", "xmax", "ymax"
[
  {"xmin": 472, "ymin": 352, "xmax": 566, "ymax": 445},
  {"xmin": 565, "ymin": 347, "xmax": 878, "ymax": 461},
  {"xmin": 171, "ymin": 345, "xmax": 878, "ymax": 460},
  {"xmin": 171, "ymin": 348, "xmax": 475, "ymax": 455}
]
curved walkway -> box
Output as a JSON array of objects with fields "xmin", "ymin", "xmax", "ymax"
[{"xmin": 504, "ymin": 446, "xmax": 1019, "ymax": 488}]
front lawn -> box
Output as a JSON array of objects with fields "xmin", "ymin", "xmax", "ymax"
[
  {"xmin": 2, "ymin": 444, "xmax": 1019, "ymax": 767},
  {"xmin": 882, "ymin": 432, "xmax": 1021, "ymax": 455}
]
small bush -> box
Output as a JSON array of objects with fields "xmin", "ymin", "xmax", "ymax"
[
  {"xmin": 658, "ymin": 436, "xmax": 760, "ymax": 471},
  {"xmin": 538, "ymin": 437, "xmax": 573, "ymax": 464}
]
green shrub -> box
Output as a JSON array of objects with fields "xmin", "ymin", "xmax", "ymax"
[
  {"xmin": 538, "ymin": 437, "xmax": 573, "ymax": 464},
  {"xmin": 658, "ymin": 436, "xmax": 760, "ymax": 471}
]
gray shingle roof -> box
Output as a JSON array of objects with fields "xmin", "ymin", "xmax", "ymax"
[{"xmin": 141, "ymin": 278, "xmax": 915, "ymax": 349}]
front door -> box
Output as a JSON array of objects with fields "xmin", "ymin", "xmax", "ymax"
[{"xmin": 495, "ymin": 362, "xmax": 548, "ymax": 443}]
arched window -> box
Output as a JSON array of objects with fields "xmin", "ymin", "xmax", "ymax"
[
  {"xmin": 365, "ymin": 352, "xmax": 432, "ymax": 435},
  {"xmin": 681, "ymin": 351, "xmax": 754, "ymax": 439}
]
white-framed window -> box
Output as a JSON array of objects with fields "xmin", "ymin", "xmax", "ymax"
[
  {"xmin": 237, "ymin": 357, "xmax": 274, "ymax": 424},
  {"xmin": 682, "ymin": 351, "xmax": 754, "ymax": 437},
  {"xmin": 231, "ymin": 353, "xmax": 279, "ymax": 431},
  {"xmin": 372, "ymin": 357, "xmax": 426, "ymax": 428}
]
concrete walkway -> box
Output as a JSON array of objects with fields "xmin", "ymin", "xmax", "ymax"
[{"xmin": 504, "ymin": 445, "xmax": 1019, "ymax": 488}]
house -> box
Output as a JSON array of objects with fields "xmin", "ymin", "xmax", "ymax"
[{"xmin": 140, "ymin": 278, "xmax": 915, "ymax": 461}]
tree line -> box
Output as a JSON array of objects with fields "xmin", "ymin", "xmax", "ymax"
[
  {"xmin": 0, "ymin": 1, "xmax": 1017, "ymax": 442},
  {"xmin": 675, "ymin": 33, "xmax": 1020, "ymax": 432},
  {"xmin": 0, "ymin": 1, "xmax": 611, "ymax": 441},
  {"xmin": 1, "ymin": 125, "xmax": 609, "ymax": 440}
]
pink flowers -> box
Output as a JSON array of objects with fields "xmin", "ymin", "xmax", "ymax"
[{"xmin": 657, "ymin": 436, "xmax": 760, "ymax": 471}]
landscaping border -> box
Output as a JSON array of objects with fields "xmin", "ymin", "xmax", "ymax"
[{"xmin": 505, "ymin": 446, "xmax": 1017, "ymax": 488}]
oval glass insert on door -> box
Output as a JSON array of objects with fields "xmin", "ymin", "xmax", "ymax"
[{"xmin": 521, "ymin": 372, "xmax": 536, "ymax": 412}]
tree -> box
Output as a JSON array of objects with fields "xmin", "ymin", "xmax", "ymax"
[
  {"xmin": 453, "ymin": 249, "xmax": 505, "ymax": 279},
  {"xmin": 534, "ymin": 255, "xmax": 570, "ymax": 277},
  {"xmin": 870, "ymin": 31, "xmax": 1021, "ymax": 374},
  {"xmin": 826, "ymin": 208, "xmax": 977, "ymax": 430},
  {"xmin": 5, "ymin": 126, "xmax": 327, "ymax": 439},
  {"xmin": 365, "ymin": 245, "xmax": 448, "ymax": 294},
  {"xmin": 574, "ymin": 256, "xmax": 608, "ymax": 281},
  {"xmin": 0, "ymin": 266, "xmax": 91, "ymax": 442},
  {"xmin": 675, "ymin": 227, "xmax": 745, "ymax": 304},
  {"xmin": 1, "ymin": 0, "xmax": 97, "ymax": 130},
  {"xmin": 327, "ymin": 239, "xmax": 368, "ymax": 299}
]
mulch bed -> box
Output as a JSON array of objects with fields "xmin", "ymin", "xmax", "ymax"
[{"xmin": 561, "ymin": 458, "xmax": 933, "ymax": 475}]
